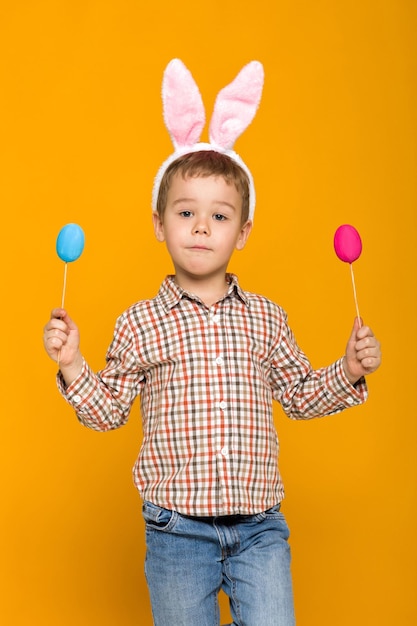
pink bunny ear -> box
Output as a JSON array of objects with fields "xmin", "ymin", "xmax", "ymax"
[
  {"xmin": 162, "ymin": 59, "xmax": 206, "ymax": 149},
  {"xmin": 209, "ymin": 61, "xmax": 264, "ymax": 150}
]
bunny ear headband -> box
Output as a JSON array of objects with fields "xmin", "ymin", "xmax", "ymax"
[{"xmin": 152, "ymin": 58, "xmax": 264, "ymax": 221}]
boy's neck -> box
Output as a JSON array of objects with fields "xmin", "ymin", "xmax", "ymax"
[{"xmin": 174, "ymin": 273, "xmax": 230, "ymax": 307}]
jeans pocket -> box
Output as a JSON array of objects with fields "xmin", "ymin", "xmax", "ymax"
[
  {"xmin": 254, "ymin": 503, "xmax": 282, "ymax": 522},
  {"xmin": 142, "ymin": 501, "xmax": 178, "ymax": 532}
]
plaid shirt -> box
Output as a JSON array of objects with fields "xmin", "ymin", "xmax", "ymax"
[{"xmin": 58, "ymin": 274, "xmax": 367, "ymax": 516}]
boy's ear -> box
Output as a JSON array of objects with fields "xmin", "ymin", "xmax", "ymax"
[
  {"xmin": 235, "ymin": 220, "xmax": 252, "ymax": 251},
  {"xmin": 152, "ymin": 212, "xmax": 165, "ymax": 242}
]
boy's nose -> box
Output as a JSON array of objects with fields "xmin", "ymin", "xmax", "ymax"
[{"xmin": 193, "ymin": 219, "xmax": 210, "ymax": 235}]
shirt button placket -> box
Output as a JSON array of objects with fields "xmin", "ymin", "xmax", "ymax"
[{"xmin": 210, "ymin": 307, "xmax": 227, "ymax": 505}]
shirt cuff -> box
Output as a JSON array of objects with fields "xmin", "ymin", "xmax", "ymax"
[
  {"xmin": 324, "ymin": 358, "xmax": 368, "ymax": 408},
  {"xmin": 56, "ymin": 358, "xmax": 92, "ymax": 407}
]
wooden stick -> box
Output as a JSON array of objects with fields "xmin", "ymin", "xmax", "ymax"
[
  {"xmin": 58, "ymin": 262, "xmax": 68, "ymax": 367},
  {"xmin": 61, "ymin": 262, "xmax": 68, "ymax": 309},
  {"xmin": 350, "ymin": 262, "xmax": 362, "ymax": 327}
]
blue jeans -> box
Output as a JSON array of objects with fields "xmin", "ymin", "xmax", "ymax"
[{"xmin": 142, "ymin": 501, "xmax": 295, "ymax": 626}]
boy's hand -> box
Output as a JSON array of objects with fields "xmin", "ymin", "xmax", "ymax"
[
  {"xmin": 343, "ymin": 318, "xmax": 381, "ymax": 385},
  {"xmin": 43, "ymin": 308, "xmax": 83, "ymax": 383}
]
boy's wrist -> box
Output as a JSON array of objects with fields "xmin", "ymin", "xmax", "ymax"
[
  {"xmin": 342, "ymin": 357, "xmax": 360, "ymax": 386},
  {"xmin": 59, "ymin": 353, "xmax": 84, "ymax": 387}
]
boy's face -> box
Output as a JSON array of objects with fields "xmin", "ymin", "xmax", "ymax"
[{"xmin": 153, "ymin": 173, "xmax": 252, "ymax": 286}]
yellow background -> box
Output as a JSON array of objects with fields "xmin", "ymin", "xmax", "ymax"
[{"xmin": 1, "ymin": 1, "xmax": 416, "ymax": 624}]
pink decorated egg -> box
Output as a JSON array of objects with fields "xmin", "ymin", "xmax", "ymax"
[{"xmin": 334, "ymin": 224, "xmax": 362, "ymax": 263}]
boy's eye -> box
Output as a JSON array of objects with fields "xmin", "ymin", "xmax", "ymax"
[
  {"xmin": 179, "ymin": 210, "xmax": 193, "ymax": 218},
  {"xmin": 213, "ymin": 213, "xmax": 227, "ymax": 221}
]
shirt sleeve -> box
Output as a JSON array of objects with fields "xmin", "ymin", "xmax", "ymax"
[
  {"xmin": 56, "ymin": 314, "xmax": 146, "ymax": 431},
  {"xmin": 269, "ymin": 317, "xmax": 368, "ymax": 420}
]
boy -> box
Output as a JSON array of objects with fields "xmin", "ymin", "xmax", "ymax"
[{"xmin": 43, "ymin": 61, "xmax": 381, "ymax": 625}]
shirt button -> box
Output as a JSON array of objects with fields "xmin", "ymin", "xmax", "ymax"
[
  {"xmin": 73, "ymin": 395, "xmax": 82, "ymax": 404},
  {"xmin": 215, "ymin": 356, "xmax": 224, "ymax": 366},
  {"xmin": 346, "ymin": 397, "xmax": 354, "ymax": 405},
  {"xmin": 221, "ymin": 446, "xmax": 229, "ymax": 457},
  {"xmin": 219, "ymin": 401, "xmax": 227, "ymax": 410},
  {"xmin": 212, "ymin": 314, "xmax": 220, "ymax": 324}
]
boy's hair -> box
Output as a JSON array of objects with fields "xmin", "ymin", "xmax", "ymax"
[{"xmin": 156, "ymin": 150, "xmax": 250, "ymax": 224}]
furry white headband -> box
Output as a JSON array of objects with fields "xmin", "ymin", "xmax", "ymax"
[{"xmin": 152, "ymin": 59, "xmax": 264, "ymax": 221}]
